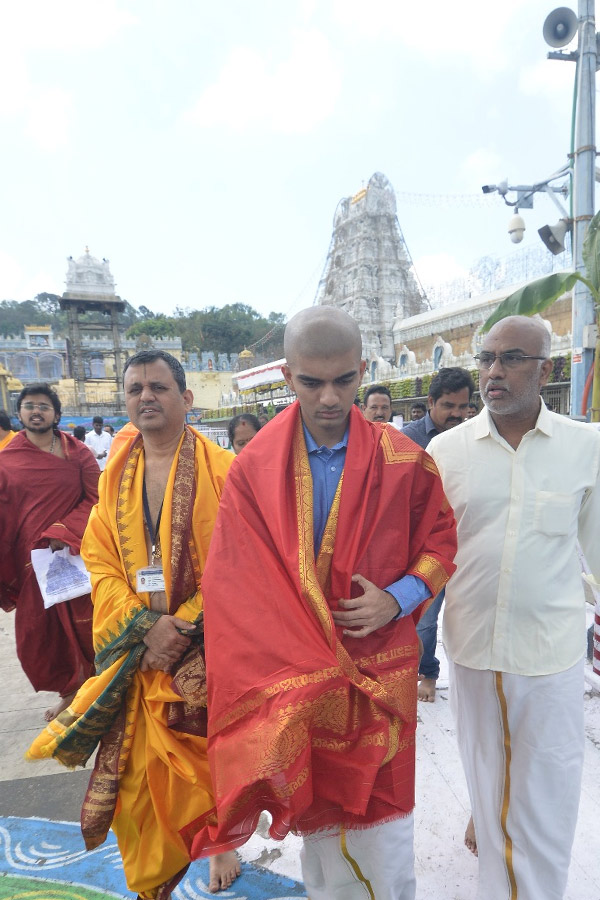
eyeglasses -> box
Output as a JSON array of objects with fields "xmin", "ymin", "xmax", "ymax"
[
  {"xmin": 474, "ymin": 352, "xmax": 547, "ymax": 370},
  {"xmin": 21, "ymin": 402, "xmax": 53, "ymax": 412}
]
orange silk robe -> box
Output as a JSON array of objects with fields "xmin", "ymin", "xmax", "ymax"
[
  {"xmin": 0, "ymin": 430, "xmax": 17, "ymax": 451},
  {"xmin": 27, "ymin": 426, "xmax": 232, "ymax": 900},
  {"xmin": 189, "ymin": 402, "xmax": 457, "ymax": 858}
]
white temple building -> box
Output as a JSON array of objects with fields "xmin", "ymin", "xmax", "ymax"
[{"xmin": 315, "ymin": 172, "xmax": 426, "ymax": 379}]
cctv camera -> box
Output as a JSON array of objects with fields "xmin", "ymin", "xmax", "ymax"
[
  {"xmin": 508, "ymin": 214, "xmax": 526, "ymax": 243},
  {"xmin": 481, "ymin": 185, "xmax": 496, "ymax": 194}
]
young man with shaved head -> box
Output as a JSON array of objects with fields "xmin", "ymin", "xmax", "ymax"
[
  {"xmin": 195, "ymin": 307, "xmax": 457, "ymax": 899},
  {"xmin": 428, "ymin": 316, "xmax": 600, "ymax": 900}
]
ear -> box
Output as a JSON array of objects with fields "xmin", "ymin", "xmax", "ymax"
[
  {"xmin": 427, "ymin": 396, "xmax": 434, "ymax": 411},
  {"xmin": 539, "ymin": 358, "xmax": 553, "ymax": 387},
  {"xmin": 281, "ymin": 364, "xmax": 294, "ymax": 390},
  {"xmin": 183, "ymin": 389, "xmax": 194, "ymax": 411},
  {"xmin": 359, "ymin": 359, "xmax": 367, "ymax": 379}
]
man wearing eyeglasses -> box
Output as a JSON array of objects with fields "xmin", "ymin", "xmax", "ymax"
[
  {"xmin": 428, "ymin": 316, "xmax": 600, "ymax": 900},
  {"xmin": 0, "ymin": 383, "xmax": 99, "ymax": 722}
]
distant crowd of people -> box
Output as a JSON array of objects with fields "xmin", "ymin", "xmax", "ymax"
[{"xmin": 1, "ymin": 310, "xmax": 599, "ymax": 900}]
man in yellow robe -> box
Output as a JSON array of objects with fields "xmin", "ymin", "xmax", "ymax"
[
  {"xmin": 0, "ymin": 410, "xmax": 16, "ymax": 450},
  {"xmin": 28, "ymin": 349, "xmax": 239, "ymax": 898}
]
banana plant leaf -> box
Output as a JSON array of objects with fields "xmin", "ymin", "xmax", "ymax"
[
  {"xmin": 482, "ymin": 271, "xmax": 597, "ymax": 333},
  {"xmin": 582, "ymin": 209, "xmax": 600, "ymax": 293}
]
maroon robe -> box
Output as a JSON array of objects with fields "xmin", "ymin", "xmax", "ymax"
[{"xmin": 0, "ymin": 430, "xmax": 99, "ymax": 695}]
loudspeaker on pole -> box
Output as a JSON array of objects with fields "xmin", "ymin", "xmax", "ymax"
[{"xmin": 543, "ymin": 7, "xmax": 578, "ymax": 48}]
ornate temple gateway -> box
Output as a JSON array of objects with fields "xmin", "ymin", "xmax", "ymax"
[{"xmin": 315, "ymin": 172, "xmax": 426, "ymax": 377}]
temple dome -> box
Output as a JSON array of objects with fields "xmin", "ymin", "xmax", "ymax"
[{"xmin": 65, "ymin": 247, "xmax": 116, "ymax": 296}]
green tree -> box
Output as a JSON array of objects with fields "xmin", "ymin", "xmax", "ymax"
[{"xmin": 126, "ymin": 316, "xmax": 176, "ymax": 339}]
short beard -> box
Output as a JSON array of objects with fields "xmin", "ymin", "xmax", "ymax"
[{"xmin": 23, "ymin": 421, "xmax": 55, "ymax": 435}]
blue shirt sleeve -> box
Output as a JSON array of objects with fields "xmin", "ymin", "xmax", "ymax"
[{"xmin": 385, "ymin": 575, "xmax": 431, "ymax": 618}]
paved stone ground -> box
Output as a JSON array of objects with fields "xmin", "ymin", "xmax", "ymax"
[{"xmin": 1, "ymin": 612, "xmax": 599, "ymax": 899}]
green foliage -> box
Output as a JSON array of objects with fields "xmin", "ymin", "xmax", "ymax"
[
  {"xmin": 0, "ymin": 295, "xmax": 284, "ymax": 358},
  {"xmin": 0, "ymin": 294, "xmax": 153, "ymax": 338},
  {"xmin": 582, "ymin": 210, "xmax": 600, "ymax": 293},
  {"xmin": 126, "ymin": 316, "xmax": 176, "ymax": 339},
  {"xmin": 0, "ymin": 300, "xmax": 44, "ymax": 335},
  {"xmin": 482, "ymin": 271, "xmax": 598, "ymax": 332}
]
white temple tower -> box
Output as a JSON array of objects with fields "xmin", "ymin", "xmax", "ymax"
[{"xmin": 315, "ymin": 172, "xmax": 426, "ymax": 367}]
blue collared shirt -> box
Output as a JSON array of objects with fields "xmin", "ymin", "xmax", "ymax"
[
  {"xmin": 303, "ymin": 423, "xmax": 430, "ymax": 617},
  {"xmin": 401, "ymin": 411, "xmax": 439, "ymax": 450}
]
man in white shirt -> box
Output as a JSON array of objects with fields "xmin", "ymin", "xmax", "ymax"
[
  {"xmin": 85, "ymin": 416, "xmax": 112, "ymax": 471},
  {"xmin": 428, "ymin": 315, "xmax": 600, "ymax": 900}
]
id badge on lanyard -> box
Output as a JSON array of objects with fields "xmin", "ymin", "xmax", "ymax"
[
  {"xmin": 136, "ymin": 479, "xmax": 165, "ymax": 594},
  {"xmin": 136, "ymin": 566, "xmax": 165, "ymax": 592}
]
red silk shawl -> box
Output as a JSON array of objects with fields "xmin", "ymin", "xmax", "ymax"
[{"xmin": 190, "ymin": 403, "xmax": 456, "ymax": 856}]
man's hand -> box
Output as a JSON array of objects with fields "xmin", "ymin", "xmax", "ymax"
[
  {"xmin": 49, "ymin": 539, "xmax": 69, "ymax": 551},
  {"xmin": 140, "ymin": 648, "xmax": 174, "ymax": 673},
  {"xmin": 332, "ymin": 574, "xmax": 399, "ymax": 638},
  {"xmin": 143, "ymin": 615, "xmax": 195, "ymax": 664}
]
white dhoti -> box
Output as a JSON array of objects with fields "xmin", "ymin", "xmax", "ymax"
[
  {"xmin": 450, "ymin": 659, "xmax": 584, "ymax": 900},
  {"xmin": 300, "ymin": 815, "xmax": 416, "ymax": 900}
]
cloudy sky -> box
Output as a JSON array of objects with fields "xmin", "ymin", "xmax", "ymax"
[{"xmin": 0, "ymin": 0, "xmax": 584, "ymax": 319}]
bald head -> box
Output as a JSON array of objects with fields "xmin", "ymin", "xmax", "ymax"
[
  {"xmin": 485, "ymin": 315, "xmax": 551, "ymax": 357},
  {"xmin": 479, "ymin": 314, "xmax": 553, "ymax": 428},
  {"xmin": 284, "ymin": 307, "xmax": 362, "ymax": 365}
]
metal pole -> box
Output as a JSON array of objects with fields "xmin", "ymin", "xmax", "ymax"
[{"xmin": 571, "ymin": 0, "xmax": 597, "ymax": 416}]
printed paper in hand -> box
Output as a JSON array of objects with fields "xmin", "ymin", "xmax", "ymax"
[{"xmin": 31, "ymin": 547, "xmax": 92, "ymax": 609}]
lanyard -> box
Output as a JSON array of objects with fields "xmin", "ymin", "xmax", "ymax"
[{"xmin": 142, "ymin": 479, "xmax": 163, "ymax": 561}]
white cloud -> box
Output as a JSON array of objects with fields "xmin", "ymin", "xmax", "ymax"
[
  {"xmin": 0, "ymin": 1, "xmax": 137, "ymax": 53},
  {"xmin": 332, "ymin": 0, "xmax": 533, "ymax": 69},
  {"xmin": 183, "ymin": 29, "xmax": 342, "ymax": 134},
  {"xmin": 25, "ymin": 87, "xmax": 72, "ymax": 150},
  {"xmin": 0, "ymin": 252, "xmax": 61, "ymax": 302},
  {"xmin": 0, "ymin": 1, "xmax": 137, "ymax": 150}
]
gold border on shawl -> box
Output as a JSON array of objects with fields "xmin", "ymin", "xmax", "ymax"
[
  {"xmin": 211, "ymin": 665, "xmax": 343, "ymax": 732},
  {"xmin": 314, "ymin": 471, "xmax": 344, "ymax": 595},
  {"xmin": 166, "ymin": 427, "xmax": 198, "ymax": 611},
  {"xmin": 116, "ymin": 435, "xmax": 144, "ymax": 591},
  {"xmin": 494, "ymin": 671, "xmax": 517, "ymax": 900},
  {"xmin": 293, "ymin": 416, "xmax": 334, "ymax": 644},
  {"xmin": 380, "ymin": 428, "xmax": 439, "ymax": 476},
  {"xmin": 410, "ymin": 553, "xmax": 449, "ymax": 598}
]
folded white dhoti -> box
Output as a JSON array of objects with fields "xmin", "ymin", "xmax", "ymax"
[
  {"xmin": 300, "ymin": 815, "xmax": 416, "ymax": 900},
  {"xmin": 450, "ymin": 659, "xmax": 584, "ymax": 900}
]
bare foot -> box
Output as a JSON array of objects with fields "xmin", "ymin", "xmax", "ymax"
[
  {"xmin": 209, "ymin": 850, "xmax": 241, "ymax": 893},
  {"xmin": 465, "ymin": 815, "xmax": 478, "ymax": 856},
  {"xmin": 44, "ymin": 692, "xmax": 75, "ymax": 722},
  {"xmin": 418, "ymin": 677, "xmax": 436, "ymax": 702}
]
